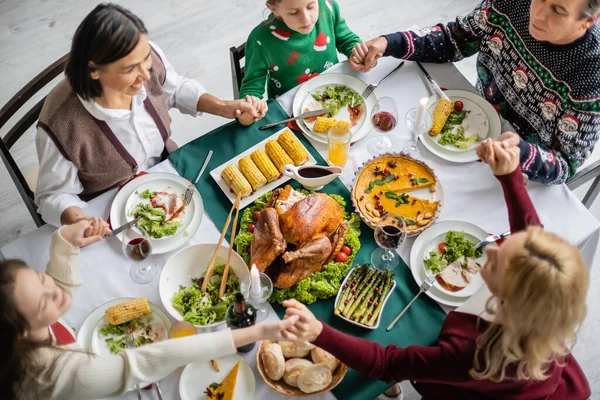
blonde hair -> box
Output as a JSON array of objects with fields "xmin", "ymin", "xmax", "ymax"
[{"xmin": 471, "ymin": 226, "xmax": 589, "ymax": 382}]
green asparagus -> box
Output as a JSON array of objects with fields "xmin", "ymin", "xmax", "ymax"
[
  {"xmin": 347, "ymin": 271, "xmax": 383, "ymax": 318},
  {"xmin": 341, "ymin": 268, "xmax": 377, "ymax": 315},
  {"xmin": 335, "ymin": 264, "xmax": 368, "ymax": 315},
  {"xmin": 367, "ymin": 270, "xmax": 395, "ymax": 326},
  {"xmin": 352, "ymin": 272, "xmax": 384, "ymax": 320},
  {"xmin": 358, "ymin": 271, "xmax": 390, "ymax": 324}
]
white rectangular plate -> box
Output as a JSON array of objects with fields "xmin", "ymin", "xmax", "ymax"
[{"xmin": 209, "ymin": 127, "xmax": 317, "ymax": 209}]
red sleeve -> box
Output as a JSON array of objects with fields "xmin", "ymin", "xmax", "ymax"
[
  {"xmin": 312, "ymin": 323, "xmax": 474, "ymax": 384},
  {"xmin": 495, "ymin": 169, "xmax": 542, "ymax": 232}
]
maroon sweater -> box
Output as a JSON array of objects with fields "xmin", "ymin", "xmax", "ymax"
[{"xmin": 313, "ymin": 170, "xmax": 591, "ymax": 399}]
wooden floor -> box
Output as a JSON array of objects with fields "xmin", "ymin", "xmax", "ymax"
[{"xmin": 0, "ymin": 0, "xmax": 598, "ymax": 398}]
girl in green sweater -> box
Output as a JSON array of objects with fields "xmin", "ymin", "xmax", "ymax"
[{"xmin": 238, "ymin": 0, "xmax": 365, "ymax": 125}]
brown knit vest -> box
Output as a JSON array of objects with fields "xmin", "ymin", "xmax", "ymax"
[{"xmin": 38, "ymin": 48, "xmax": 177, "ymax": 201}]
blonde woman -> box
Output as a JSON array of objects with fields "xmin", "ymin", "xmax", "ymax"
[{"xmin": 283, "ymin": 140, "xmax": 591, "ymax": 399}]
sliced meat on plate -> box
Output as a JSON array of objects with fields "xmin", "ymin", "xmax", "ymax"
[{"xmin": 150, "ymin": 188, "xmax": 185, "ymax": 221}]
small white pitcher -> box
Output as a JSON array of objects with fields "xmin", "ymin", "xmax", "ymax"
[{"xmin": 283, "ymin": 164, "xmax": 343, "ymax": 191}]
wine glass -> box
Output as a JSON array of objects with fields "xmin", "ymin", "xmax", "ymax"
[
  {"xmin": 367, "ymin": 97, "xmax": 399, "ymax": 156},
  {"xmin": 402, "ymin": 106, "xmax": 432, "ymax": 159},
  {"xmin": 240, "ymin": 272, "xmax": 274, "ymax": 322},
  {"xmin": 121, "ymin": 224, "xmax": 159, "ymax": 284},
  {"xmin": 327, "ymin": 122, "xmax": 352, "ymax": 166},
  {"xmin": 371, "ymin": 213, "xmax": 407, "ymax": 271}
]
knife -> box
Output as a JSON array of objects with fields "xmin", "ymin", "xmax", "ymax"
[
  {"xmin": 259, "ymin": 108, "xmax": 335, "ymax": 130},
  {"xmin": 416, "ymin": 62, "xmax": 450, "ymax": 100},
  {"xmin": 104, "ymin": 217, "xmax": 140, "ymax": 238}
]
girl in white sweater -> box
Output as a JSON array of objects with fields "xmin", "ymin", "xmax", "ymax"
[{"xmin": 0, "ymin": 219, "xmax": 299, "ymax": 400}]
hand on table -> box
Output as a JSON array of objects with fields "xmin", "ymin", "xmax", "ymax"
[
  {"xmin": 238, "ymin": 95, "xmax": 268, "ymax": 125},
  {"xmin": 281, "ymin": 299, "xmax": 323, "ymax": 343},
  {"xmin": 60, "ymin": 218, "xmax": 104, "ymax": 248},
  {"xmin": 349, "ymin": 37, "xmax": 387, "ymax": 73}
]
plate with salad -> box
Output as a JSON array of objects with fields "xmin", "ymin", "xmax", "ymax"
[
  {"xmin": 409, "ymin": 221, "xmax": 489, "ymax": 306},
  {"xmin": 109, "ymin": 172, "xmax": 204, "ymax": 254},
  {"xmin": 421, "ymin": 90, "xmax": 501, "ymax": 163},
  {"xmin": 292, "ymin": 73, "xmax": 377, "ymax": 144}
]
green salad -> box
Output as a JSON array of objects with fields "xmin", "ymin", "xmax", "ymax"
[
  {"xmin": 311, "ymin": 85, "xmax": 364, "ymax": 117},
  {"xmin": 130, "ymin": 190, "xmax": 183, "ymax": 239},
  {"xmin": 172, "ymin": 264, "xmax": 239, "ymax": 326},
  {"xmin": 424, "ymin": 231, "xmax": 483, "ymax": 274},
  {"xmin": 438, "ymin": 110, "xmax": 480, "ymax": 149},
  {"xmin": 99, "ymin": 316, "xmax": 155, "ymax": 354},
  {"xmin": 234, "ymin": 189, "xmax": 361, "ymax": 305}
]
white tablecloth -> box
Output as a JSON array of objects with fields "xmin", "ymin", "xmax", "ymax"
[{"xmin": 2, "ymin": 58, "xmax": 599, "ymax": 400}]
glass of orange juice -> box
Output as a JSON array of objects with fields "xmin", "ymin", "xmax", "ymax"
[
  {"xmin": 169, "ymin": 320, "xmax": 196, "ymax": 339},
  {"xmin": 327, "ymin": 122, "xmax": 352, "ymax": 166}
]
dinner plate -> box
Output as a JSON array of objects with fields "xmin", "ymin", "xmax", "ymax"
[
  {"xmin": 409, "ymin": 221, "xmax": 488, "ymax": 307},
  {"xmin": 159, "ymin": 243, "xmax": 250, "ymax": 330},
  {"xmin": 76, "ymin": 298, "xmax": 172, "ymax": 389},
  {"xmin": 179, "ymin": 354, "xmax": 255, "ymax": 400},
  {"xmin": 292, "ymin": 73, "xmax": 378, "ymax": 144},
  {"xmin": 109, "ymin": 172, "xmax": 204, "ymax": 254},
  {"xmin": 420, "ymin": 90, "xmax": 501, "ymax": 163},
  {"xmin": 209, "ymin": 127, "xmax": 317, "ymax": 209},
  {"xmin": 124, "ymin": 178, "xmax": 196, "ymax": 240}
]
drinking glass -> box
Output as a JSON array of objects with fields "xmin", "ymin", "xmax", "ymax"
[
  {"xmin": 328, "ymin": 122, "xmax": 352, "ymax": 166},
  {"xmin": 402, "ymin": 106, "xmax": 432, "ymax": 159},
  {"xmin": 241, "ymin": 272, "xmax": 274, "ymax": 322},
  {"xmin": 121, "ymin": 224, "xmax": 159, "ymax": 284},
  {"xmin": 367, "ymin": 97, "xmax": 399, "ymax": 156},
  {"xmin": 371, "ymin": 213, "xmax": 407, "ymax": 271}
]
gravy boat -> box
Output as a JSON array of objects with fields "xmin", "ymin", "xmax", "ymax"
[{"xmin": 283, "ymin": 164, "xmax": 343, "ymax": 191}]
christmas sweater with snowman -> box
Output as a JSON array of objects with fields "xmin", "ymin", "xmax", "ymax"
[
  {"xmin": 239, "ymin": 0, "xmax": 361, "ymax": 100},
  {"xmin": 383, "ymin": 0, "xmax": 600, "ymax": 185}
]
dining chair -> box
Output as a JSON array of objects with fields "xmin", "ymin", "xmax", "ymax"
[
  {"xmin": 229, "ymin": 42, "xmax": 246, "ymax": 98},
  {"xmin": 0, "ymin": 53, "xmax": 69, "ymax": 227},
  {"xmin": 567, "ymin": 161, "xmax": 600, "ymax": 209}
]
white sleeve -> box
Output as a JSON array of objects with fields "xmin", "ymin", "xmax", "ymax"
[
  {"xmin": 32, "ymin": 329, "xmax": 237, "ymax": 399},
  {"xmin": 35, "ymin": 126, "xmax": 88, "ymax": 227},
  {"xmin": 45, "ymin": 230, "xmax": 81, "ymax": 297},
  {"xmin": 149, "ymin": 41, "xmax": 208, "ymax": 116}
]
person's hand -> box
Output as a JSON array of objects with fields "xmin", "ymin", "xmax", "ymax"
[
  {"xmin": 73, "ymin": 215, "xmax": 110, "ymax": 238},
  {"xmin": 349, "ymin": 42, "xmax": 370, "ymax": 72},
  {"xmin": 258, "ymin": 315, "xmax": 300, "ymax": 342},
  {"xmin": 238, "ymin": 96, "xmax": 268, "ymax": 125},
  {"xmin": 60, "ymin": 218, "xmax": 104, "ymax": 247},
  {"xmin": 476, "ymin": 137, "xmax": 493, "ymax": 162},
  {"xmin": 495, "ymin": 131, "xmax": 521, "ymax": 147},
  {"xmin": 282, "ymin": 299, "xmax": 323, "ymax": 342},
  {"xmin": 222, "ymin": 97, "xmax": 258, "ymax": 120},
  {"xmin": 486, "ymin": 141, "xmax": 521, "ymax": 176},
  {"xmin": 360, "ymin": 37, "xmax": 388, "ymax": 72}
]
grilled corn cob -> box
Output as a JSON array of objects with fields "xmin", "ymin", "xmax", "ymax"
[
  {"xmin": 313, "ymin": 117, "xmax": 351, "ymax": 133},
  {"xmin": 265, "ymin": 140, "xmax": 293, "ymax": 172},
  {"xmin": 429, "ymin": 98, "xmax": 453, "ymax": 136},
  {"xmin": 238, "ymin": 157, "xmax": 267, "ymax": 191},
  {"xmin": 250, "ymin": 149, "xmax": 279, "ymax": 182},
  {"xmin": 106, "ymin": 297, "xmax": 151, "ymax": 325},
  {"xmin": 277, "ymin": 129, "xmax": 309, "ymax": 166},
  {"xmin": 221, "ymin": 164, "xmax": 252, "ymax": 197}
]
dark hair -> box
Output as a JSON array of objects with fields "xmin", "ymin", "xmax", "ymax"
[
  {"xmin": 65, "ymin": 3, "xmax": 148, "ymax": 100},
  {"xmin": 0, "ymin": 260, "xmax": 50, "ymax": 400}
]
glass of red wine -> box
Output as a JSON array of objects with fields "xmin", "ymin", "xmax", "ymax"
[
  {"xmin": 121, "ymin": 224, "xmax": 158, "ymax": 284},
  {"xmin": 367, "ymin": 97, "xmax": 399, "ymax": 156},
  {"xmin": 371, "ymin": 213, "xmax": 407, "ymax": 271}
]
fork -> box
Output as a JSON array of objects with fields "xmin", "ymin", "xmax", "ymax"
[
  {"xmin": 474, "ymin": 231, "xmax": 511, "ymax": 251},
  {"xmin": 387, "ymin": 274, "xmax": 437, "ymax": 331},
  {"xmin": 361, "ymin": 61, "xmax": 405, "ymax": 99},
  {"xmin": 184, "ymin": 150, "xmax": 213, "ymax": 205},
  {"xmin": 125, "ymin": 333, "xmax": 143, "ymax": 400}
]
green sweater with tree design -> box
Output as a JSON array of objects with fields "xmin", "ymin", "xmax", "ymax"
[{"xmin": 240, "ymin": 0, "xmax": 361, "ymax": 99}]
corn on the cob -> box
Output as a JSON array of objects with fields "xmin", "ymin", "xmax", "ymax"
[
  {"xmin": 313, "ymin": 117, "xmax": 351, "ymax": 133},
  {"xmin": 106, "ymin": 297, "xmax": 151, "ymax": 325},
  {"xmin": 250, "ymin": 149, "xmax": 279, "ymax": 182},
  {"xmin": 265, "ymin": 140, "xmax": 293, "ymax": 172},
  {"xmin": 429, "ymin": 98, "xmax": 453, "ymax": 136},
  {"xmin": 277, "ymin": 129, "xmax": 309, "ymax": 166},
  {"xmin": 238, "ymin": 157, "xmax": 267, "ymax": 191},
  {"xmin": 221, "ymin": 164, "xmax": 252, "ymax": 197}
]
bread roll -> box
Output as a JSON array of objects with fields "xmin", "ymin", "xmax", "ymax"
[
  {"xmin": 311, "ymin": 347, "xmax": 339, "ymax": 372},
  {"xmin": 261, "ymin": 343, "xmax": 285, "ymax": 381},
  {"xmin": 297, "ymin": 363, "xmax": 332, "ymax": 394},
  {"xmin": 282, "ymin": 358, "xmax": 313, "ymax": 387},
  {"xmin": 280, "ymin": 341, "xmax": 315, "ymax": 358}
]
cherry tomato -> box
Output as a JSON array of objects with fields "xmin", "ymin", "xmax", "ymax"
[
  {"xmin": 252, "ymin": 211, "xmax": 260, "ymax": 221},
  {"xmin": 437, "ymin": 241, "xmax": 448, "ymax": 254},
  {"xmin": 316, "ymin": 265, "xmax": 323, "ymax": 272},
  {"xmin": 335, "ymin": 252, "xmax": 349, "ymax": 263},
  {"xmin": 340, "ymin": 245, "xmax": 352, "ymax": 255},
  {"xmin": 454, "ymin": 101, "xmax": 464, "ymax": 112},
  {"xmin": 248, "ymin": 224, "xmax": 255, "ymax": 233}
]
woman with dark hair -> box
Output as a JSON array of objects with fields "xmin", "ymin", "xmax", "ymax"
[
  {"xmin": 34, "ymin": 3, "xmax": 267, "ymax": 231},
  {"xmin": 0, "ymin": 220, "xmax": 297, "ymax": 399}
]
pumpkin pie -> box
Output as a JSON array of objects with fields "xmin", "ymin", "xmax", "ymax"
[{"xmin": 209, "ymin": 361, "xmax": 240, "ymax": 400}]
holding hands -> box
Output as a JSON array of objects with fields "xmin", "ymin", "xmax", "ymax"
[
  {"xmin": 349, "ymin": 37, "xmax": 388, "ymax": 73},
  {"xmin": 477, "ymin": 134, "xmax": 521, "ymax": 176},
  {"xmin": 60, "ymin": 218, "xmax": 105, "ymax": 248},
  {"xmin": 237, "ymin": 95, "xmax": 268, "ymax": 125}
]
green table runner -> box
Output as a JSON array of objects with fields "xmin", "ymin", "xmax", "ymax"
[{"xmin": 169, "ymin": 100, "xmax": 446, "ymax": 400}]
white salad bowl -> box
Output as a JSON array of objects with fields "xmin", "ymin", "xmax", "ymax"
[{"xmin": 159, "ymin": 243, "xmax": 250, "ymax": 331}]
